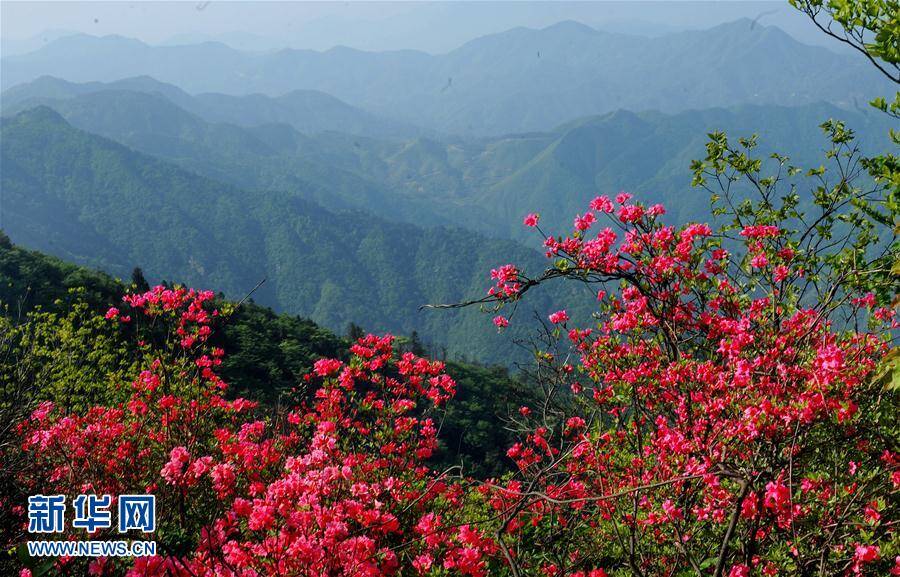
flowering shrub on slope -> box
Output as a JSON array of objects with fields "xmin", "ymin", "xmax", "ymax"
[
  {"xmin": 479, "ymin": 125, "xmax": 899, "ymax": 576},
  {"xmin": 14, "ymin": 286, "xmax": 497, "ymax": 577}
]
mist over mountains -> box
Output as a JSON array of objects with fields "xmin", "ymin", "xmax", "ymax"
[
  {"xmin": 2, "ymin": 19, "xmax": 891, "ymax": 135},
  {"xmin": 1, "ymin": 18, "xmax": 893, "ymax": 365},
  {"xmin": 4, "ymin": 74, "xmax": 889, "ymax": 241},
  {"xmin": 2, "ymin": 75, "xmax": 426, "ymax": 139}
]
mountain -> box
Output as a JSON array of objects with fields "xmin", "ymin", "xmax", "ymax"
[
  {"xmin": 1, "ymin": 20, "xmax": 891, "ymax": 135},
  {"xmin": 0, "ymin": 106, "xmax": 269, "ymax": 294},
  {"xmin": 6, "ymin": 84, "xmax": 889, "ymax": 244},
  {"xmin": 0, "ymin": 30, "xmax": 80, "ymax": 57},
  {"xmin": 0, "ymin": 107, "xmax": 581, "ymax": 366},
  {"xmin": 471, "ymin": 103, "xmax": 892, "ymax": 237},
  {"xmin": 1, "ymin": 75, "xmax": 423, "ymax": 138},
  {"xmin": 1, "ymin": 86, "xmax": 424, "ymax": 219}
]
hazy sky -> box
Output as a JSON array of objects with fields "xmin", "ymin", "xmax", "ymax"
[{"xmin": 1, "ymin": 1, "xmax": 835, "ymax": 55}]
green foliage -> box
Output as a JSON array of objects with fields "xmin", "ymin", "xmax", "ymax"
[
  {"xmin": 432, "ymin": 361, "xmax": 529, "ymax": 478},
  {"xmin": 792, "ymin": 0, "xmax": 900, "ymax": 311},
  {"xmin": 213, "ymin": 302, "xmax": 346, "ymax": 400},
  {"xmin": 0, "ymin": 240, "xmax": 345, "ymax": 402},
  {"xmin": 790, "ymin": 0, "xmax": 900, "ymax": 80},
  {"xmin": 691, "ymin": 120, "xmax": 898, "ymax": 306},
  {"xmin": 789, "ymin": 0, "xmax": 899, "ymax": 195},
  {"xmin": 9, "ymin": 297, "xmax": 137, "ymax": 410},
  {"xmin": 0, "ymin": 233, "xmax": 121, "ymax": 316},
  {"xmin": 876, "ymin": 347, "xmax": 900, "ymax": 390},
  {"xmin": 864, "ymin": 91, "xmax": 900, "ymax": 194}
]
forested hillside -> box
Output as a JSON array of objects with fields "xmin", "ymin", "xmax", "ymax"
[
  {"xmin": 0, "ymin": 233, "xmax": 524, "ymax": 476},
  {"xmin": 1, "ymin": 75, "xmax": 425, "ymax": 138},
  {"xmin": 1, "ymin": 107, "xmax": 589, "ymax": 366}
]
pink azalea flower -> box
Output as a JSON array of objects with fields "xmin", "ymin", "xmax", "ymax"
[{"xmin": 548, "ymin": 310, "xmax": 569, "ymax": 324}]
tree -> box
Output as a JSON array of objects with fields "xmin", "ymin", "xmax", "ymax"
[
  {"xmin": 130, "ymin": 267, "xmax": 150, "ymax": 293},
  {"xmin": 464, "ymin": 19, "xmax": 897, "ymax": 575},
  {"xmin": 347, "ymin": 321, "xmax": 366, "ymax": 342},
  {"xmin": 467, "ymin": 120, "xmax": 898, "ymax": 575},
  {"xmin": 791, "ymin": 0, "xmax": 900, "ymax": 405},
  {"xmin": 410, "ymin": 330, "xmax": 427, "ymax": 356}
]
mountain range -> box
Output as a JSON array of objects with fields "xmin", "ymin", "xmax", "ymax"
[
  {"xmin": 1, "ymin": 75, "xmax": 424, "ymax": 139},
  {"xmin": 2, "ymin": 18, "xmax": 893, "ymax": 366},
  {"xmin": 2, "ymin": 19, "xmax": 892, "ymax": 135},
  {"xmin": 1, "ymin": 106, "xmax": 590, "ymax": 366},
  {"xmin": 3, "ymin": 76, "xmax": 891, "ymax": 242}
]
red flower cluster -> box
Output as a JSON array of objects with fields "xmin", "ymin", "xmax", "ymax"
[
  {"xmin": 483, "ymin": 194, "xmax": 897, "ymax": 575},
  {"xmin": 15, "ymin": 287, "xmax": 498, "ymax": 577},
  {"xmin": 488, "ymin": 264, "xmax": 522, "ymax": 298}
]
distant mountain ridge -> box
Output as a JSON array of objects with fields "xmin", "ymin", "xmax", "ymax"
[
  {"xmin": 1, "ymin": 75, "xmax": 425, "ymax": 138},
  {"xmin": 3, "ymin": 79, "xmax": 890, "ymax": 243},
  {"xmin": 2, "ymin": 19, "xmax": 891, "ymax": 135}
]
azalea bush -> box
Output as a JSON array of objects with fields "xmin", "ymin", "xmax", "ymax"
[
  {"xmin": 9, "ymin": 286, "xmax": 501, "ymax": 577},
  {"xmin": 480, "ymin": 123, "xmax": 899, "ymax": 576}
]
